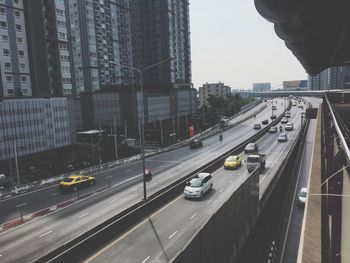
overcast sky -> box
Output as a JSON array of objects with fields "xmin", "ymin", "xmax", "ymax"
[{"xmin": 190, "ymin": 0, "xmax": 306, "ymax": 90}]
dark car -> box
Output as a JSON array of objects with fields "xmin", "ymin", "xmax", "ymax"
[
  {"xmin": 253, "ymin": 123, "xmax": 261, "ymax": 130},
  {"xmin": 262, "ymin": 119, "xmax": 269, "ymax": 125},
  {"xmin": 270, "ymin": 114, "xmax": 277, "ymax": 120},
  {"xmin": 190, "ymin": 139, "xmax": 203, "ymax": 149}
]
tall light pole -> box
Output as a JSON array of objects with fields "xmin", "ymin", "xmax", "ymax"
[{"xmin": 110, "ymin": 57, "xmax": 175, "ymax": 200}]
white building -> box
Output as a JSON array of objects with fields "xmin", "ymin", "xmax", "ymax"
[
  {"xmin": 198, "ymin": 82, "xmax": 231, "ymax": 108},
  {"xmin": 0, "ymin": 0, "xmax": 32, "ymax": 98}
]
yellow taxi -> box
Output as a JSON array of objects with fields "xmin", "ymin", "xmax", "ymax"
[
  {"xmin": 59, "ymin": 175, "xmax": 95, "ymax": 192},
  {"xmin": 224, "ymin": 155, "xmax": 242, "ymax": 169}
]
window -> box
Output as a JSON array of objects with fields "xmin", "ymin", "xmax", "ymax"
[
  {"xmin": 0, "ymin": 7, "xmax": 6, "ymax": 15},
  {"xmin": 22, "ymin": 89, "xmax": 28, "ymax": 95},
  {"xmin": 15, "ymin": 24, "xmax": 22, "ymax": 31},
  {"xmin": 58, "ymin": 32, "xmax": 67, "ymax": 40},
  {"xmin": 18, "ymin": 50, "xmax": 24, "ymax": 57},
  {"xmin": 0, "ymin": 21, "xmax": 7, "ymax": 28},
  {"xmin": 56, "ymin": 9, "xmax": 64, "ymax": 16},
  {"xmin": 5, "ymin": 75, "xmax": 12, "ymax": 82},
  {"xmin": 3, "ymin": 48, "xmax": 10, "ymax": 56},
  {"xmin": 1, "ymin": 35, "xmax": 8, "ymax": 42},
  {"xmin": 16, "ymin": 37, "xmax": 23, "ymax": 44},
  {"xmin": 14, "ymin": 10, "xmax": 20, "ymax": 18},
  {"xmin": 20, "ymin": 63, "xmax": 25, "ymax": 70},
  {"xmin": 4, "ymin": 62, "xmax": 11, "ymax": 69},
  {"xmin": 13, "ymin": 0, "xmax": 19, "ymax": 4},
  {"xmin": 20, "ymin": 76, "xmax": 27, "ymax": 82},
  {"xmin": 7, "ymin": 89, "xmax": 14, "ymax": 95}
]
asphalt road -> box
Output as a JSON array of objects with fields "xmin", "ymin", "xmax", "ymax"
[
  {"xmin": 0, "ymin": 100, "xmax": 278, "ymax": 224},
  {"xmin": 0, "ymin": 100, "xmax": 287, "ymax": 263},
  {"xmin": 83, "ymin": 102, "xmax": 304, "ymax": 263}
]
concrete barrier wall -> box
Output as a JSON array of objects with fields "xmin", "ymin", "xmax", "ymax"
[{"xmin": 170, "ymin": 171, "xmax": 260, "ymax": 263}]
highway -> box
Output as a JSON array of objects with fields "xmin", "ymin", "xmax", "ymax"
[
  {"xmin": 0, "ymin": 99, "xmax": 286, "ymax": 262},
  {"xmin": 0, "ymin": 101, "xmax": 268, "ymax": 224},
  {"xmin": 83, "ymin": 102, "xmax": 305, "ymax": 263}
]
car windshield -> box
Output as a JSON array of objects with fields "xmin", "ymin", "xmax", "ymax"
[
  {"xmin": 247, "ymin": 143, "xmax": 254, "ymax": 148},
  {"xmin": 247, "ymin": 156, "xmax": 259, "ymax": 162},
  {"xmin": 300, "ymin": 191, "xmax": 307, "ymax": 197},
  {"xmin": 63, "ymin": 178, "xmax": 74, "ymax": 182},
  {"xmin": 226, "ymin": 156, "xmax": 236, "ymax": 162},
  {"xmin": 189, "ymin": 178, "xmax": 202, "ymax": 187}
]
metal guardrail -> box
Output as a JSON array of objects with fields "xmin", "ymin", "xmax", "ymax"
[
  {"xmin": 324, "ymin": 94, "xmax": 350, "ymax": 167},
  {"xmin": 36, "ymin": 101, "xmax": 291, "ymax": 263}
]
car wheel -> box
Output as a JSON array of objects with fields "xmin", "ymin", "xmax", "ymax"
[
  {"xmin": 210, "ymin": 183, "xmax": 213, "ymax": 189},
  {"xmin": 200, "ymin": 191, "xmax": 204, "ymax": 198}
]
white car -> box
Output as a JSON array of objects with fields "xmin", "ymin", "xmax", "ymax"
[
  {"xmin": 284, "ymin": 111, "xmax": 291, "ymax": 118},
  {"xmin": 184, "ymin": 172, "xmax": 213, "ymax": 199},
  {"xmin": 281, "ymin": 117, "xmax": 288, "ymax": 124},
  {"xmin": 298, "ymin": 187, "xmax": 308, "ymax": 205},
  {"xmin": 285, "ymin": 122, "xmax": 294, "ymax": 131},
  {"xmin": 278, "ymin": 133, "xmax": 288, "ymax": 142}
]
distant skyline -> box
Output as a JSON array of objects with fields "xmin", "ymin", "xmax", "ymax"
[{"xmin": 190, "ymin": 0, "xmax": 306, "ymax": 90}]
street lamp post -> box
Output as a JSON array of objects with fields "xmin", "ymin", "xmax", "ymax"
[{"xmin": 111, "ymin": 57, "xmax": 175, "ymax": 200}]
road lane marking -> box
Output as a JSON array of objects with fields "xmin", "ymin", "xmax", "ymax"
[
  {"xmin": 169, "ymin": 231, "xmax": 178, "ymax": 239},
  {"xmin": 105, "ymin": 176, "xmax": 112, "ymax": 179},
  {"xmin": 190, "ymin": 213, "xmax": 197, "ymax": 220},
  {"xmin": 39, "ymin": 230, "xmax": 53, "ymax": 238},
  {"xmin": 206, "ymin": 199, "xmax": 212, "ymax": 204},
  {"xmin": 78, "ymin": 212, "xmax": 90, "ymax": 218},
  {"xmin": 15, "ymin": 203, "xmax": 27, "ymax": 208},
  {"xmin": 220, "ymin": 188, "xmax": 224, "ymax": 193},
  {"xmin": 108, "ymin": 198, "xmax": 117, "ymax": 204},
  {"xmin": 141, "ymin": 256, "xmax": 150, "ymax": 263},
  {"xmin": 51, "ymin": 193, "xmax": 59, "ymax": 197},
  {"xmin": 112, "ymin": 174, "xmax": 142, "ymax": 188}
]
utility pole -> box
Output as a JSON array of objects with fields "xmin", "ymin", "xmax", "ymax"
[
  {"xmin": 98, "ymin": 122, "xmax": 102, "ymax": 164},
  {"xmin": 13, "ymin": 140, "xmax": 20, "ymax": 186},
  {"xmin": 124, "ymin": 120, "xmax": 127, "ymax": 141},
  {"xmin": 172, "ymin": 115, "xmax": 175, "ymax": 143},
  {"xmin": 160, "ymin": 118, "xmax": 164, "ymax": 147},
  {"xmin": 114, "ymin": 118, "xmax": 118, "ymax": 160}
]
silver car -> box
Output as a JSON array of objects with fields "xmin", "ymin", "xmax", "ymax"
[
  {"xmin": 285, "ymin": 122, "xmax": 294, "ymax": 131},
  {"xmin": 244, "ymin": 142, "xmax": 258, "ymax": 154},
  {"xmin": 184, "ymin": 173, "xmax": 213, "ymax": 199},
  {"xmin": 281, "ymin": 117, "xmax": 288, "ymax": 124}
]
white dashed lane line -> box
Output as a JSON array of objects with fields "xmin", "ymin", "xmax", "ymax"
[
  {"xmin": 141, "ymin": 256, "xmax": 150, "ymax": 263},
  {"xmin": 168, "ymin": 231, "xmax": 178, "ymax": 239},
  {"xmin": 39, "ymin": 230, "xmax": 53, "ymax": 238},
  {"xmin": 105, "ymin": 176, "xmax": 112, "ymax": 179},
  {"xmin": 219, "ymin": 188, "xmax": 224, "ymax": 193},
  {"xmin": 15, "ymin": 203, "xmax": 27, "ymax": 208},
  {"xmin": 78, "ymin": 212, "xmax": 90, "ymax": 218},
  {"xmin": 108, "ymin": 198, "xmax": 117, "ymax": 204},
  {"xmin": 190, "ymin": 213, "xmax": 197, "ymax": 220},
  {"xmin": 206, "ymin": 199, "xmax": 212, "ymax": 205},
  {"xmin": 51, "ymin": 193, "xmax": 59, "ymax": 197}
]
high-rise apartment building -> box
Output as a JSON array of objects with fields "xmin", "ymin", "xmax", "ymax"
[
  {"xmin": 0, "ymin": 0, "xmax": 32, "ymax": 98},
  {"xmin": 308, "ymin": 66, "xmax": 350, "ymax": 90},
  {"xmin": 130, "ymin": 0, "xmax": 191, "ymax": 92},
  {"xmin": 68, "ymin": 0, "xmax": 134, "ymax": 95},
  {"xmin": 24, "ymin": 0, "xmax": 74, "ymax": 96}
]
